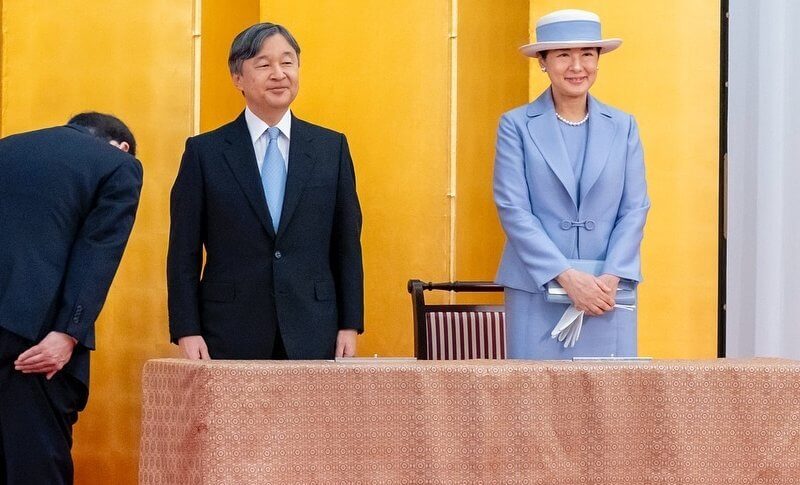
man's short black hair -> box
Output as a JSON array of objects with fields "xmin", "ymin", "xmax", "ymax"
[
  {"xmin": 68, "ymin": 112, "xmax": 137, "ymax": 156},
  {"xmin": 228, "ymin": 22, "xmax": 301, "ymax": 75}
]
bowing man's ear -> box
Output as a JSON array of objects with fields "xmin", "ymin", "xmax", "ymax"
[{"xmin": 109, "ymin": 140, "xmax": 131, "ymax": 153}]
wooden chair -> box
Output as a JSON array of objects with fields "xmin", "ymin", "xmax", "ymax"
[{"xmin": 407, "ymin": 280, "xmax": 506, "ymax": 360}]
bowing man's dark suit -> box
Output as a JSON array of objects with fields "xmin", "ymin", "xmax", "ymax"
[
  {"xmin": 0, "ymin": 125, "xmax": 142, "ymax": 484},
  {"xmin": 167, "ymin": 112, "xmax": 363, "ymax": 359}
]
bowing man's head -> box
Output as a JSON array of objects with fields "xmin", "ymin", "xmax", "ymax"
[{"xmin": 68, "ymin": 112, "xmax": 136, "ymax": 156}]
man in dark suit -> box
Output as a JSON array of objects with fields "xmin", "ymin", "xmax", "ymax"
[
  {"xmin": 167, "ymin": 23, "xmax": 364, "ymax": 360},
  {"xmin": 0, "ymin": 112, "xmax": 142, "ymax": 484}
]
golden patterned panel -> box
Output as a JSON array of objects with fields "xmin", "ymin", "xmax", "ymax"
[{"xmin": 140, "ymin": 359, "xmax": 800, "ymax": 484}]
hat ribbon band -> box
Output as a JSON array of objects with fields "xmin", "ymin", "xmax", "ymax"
[{"xmin": 536, "ymin": 20, "xmax": 602, "ymax": 43}]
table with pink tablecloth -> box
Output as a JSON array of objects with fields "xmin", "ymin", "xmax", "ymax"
[{"xmin": 139, "ymin": 358, "xmax": 800, "ymax": 484}]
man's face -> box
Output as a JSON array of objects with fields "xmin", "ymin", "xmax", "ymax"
[{"xmin": 232, "ymin": 34, "xmax": 299, "ymax": 118}]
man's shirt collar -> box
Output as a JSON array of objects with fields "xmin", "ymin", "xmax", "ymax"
[{"xmin": 244, "ymin": 107, "xmax": 292, "ymax": 144}]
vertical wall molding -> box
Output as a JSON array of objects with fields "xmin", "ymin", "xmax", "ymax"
[
  {"xmin": 0, "ymin": 0, "xmax": 6, "ymax": 136},
  {"xmin": 448, "ymin": 0, "xmax": 459, "ymax": 296},
  {"xmin": 718, "ymin": 0, "xmax": 728, "ymax": 356},
  {"xmin": 192, "ymin": 0, "xmax": 202, "ymax": 135}
]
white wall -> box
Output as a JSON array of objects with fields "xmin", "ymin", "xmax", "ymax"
[{"xmin": 727, "ymin": 0, "xmax": 800, "ymax": 358}]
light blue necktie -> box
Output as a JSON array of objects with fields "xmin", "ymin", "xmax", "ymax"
[{"xmin": 261, "ymin": 127, "xmax": 287, "ymax": 232}]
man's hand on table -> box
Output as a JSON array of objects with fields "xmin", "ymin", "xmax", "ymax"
[
  {"xmin": 335, "ymin": 329, "xmax": 357, "ymax": 357},
  {"xmin": 178, "ymin": 335, "xmax": 210, "ymax": 360}
]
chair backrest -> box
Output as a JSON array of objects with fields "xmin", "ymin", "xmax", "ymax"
[{"xmin": 407, "ymin": 280, "xmax": 506, "ymax": 360}]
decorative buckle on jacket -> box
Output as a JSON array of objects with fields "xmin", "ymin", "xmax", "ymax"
[{"xmin": 559, "ymin": 219, "xmax": 596, "ymax": 231}]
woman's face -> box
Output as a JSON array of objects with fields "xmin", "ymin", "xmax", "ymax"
[{"xmin": 539, "ymin": 48, "xmax": 599, "ymax": 99}]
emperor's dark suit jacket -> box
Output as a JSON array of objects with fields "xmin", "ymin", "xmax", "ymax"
[
  {"xmin": 0, "ymin": 125, "xmax": 143, "ymax": 390},
  {"xmin": 167, "ymin": 112, "xmax": 364, "ymax": 359}
]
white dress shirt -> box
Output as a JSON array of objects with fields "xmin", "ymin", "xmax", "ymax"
[{"xmin": 244, "ymin": 107, "xmax": 292, "ymax": 172}]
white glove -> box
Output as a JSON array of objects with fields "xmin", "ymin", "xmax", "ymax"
[
  {"xmin": 551, "ymin": 304, "xmax": 635, "ymax": 349},
  {"xmin": 566, "ymin": 311, "xmax": 583, "ymax": 347},
  {"xmin": 551, "ymin": 305, "xmax": 584, "ymax": 348}
]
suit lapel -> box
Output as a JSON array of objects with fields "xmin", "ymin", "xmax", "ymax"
[
  {"xmin": 526, "ymin": 89, "xmax": 578, "ymax": 207},
  {"xmin": 276, "ymin": 115, "xmax": 316, "ymax": 235},
  {"xmin": 579, "ymin": 95, "xmax": 618, "ymax": 204},
  {"xmin": 222, "ymin": 112, "xmax": 276, "ymax": 238}
]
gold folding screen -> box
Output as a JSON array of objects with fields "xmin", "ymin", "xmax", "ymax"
[{"xmin": 0, "ymin": 1, "xmax": 718, "ymax": 482}]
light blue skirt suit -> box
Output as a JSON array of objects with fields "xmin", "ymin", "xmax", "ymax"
[{"xmin": 494, "ymin": 88, "xmax": 650, "ymax": 359}]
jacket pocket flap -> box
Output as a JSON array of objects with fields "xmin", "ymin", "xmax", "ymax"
[
  {"xmin": 314, "ymin": 281, "xmax": 335, "ymax": 301},
  {"xmin": 201, "ymin": 282, "xmax": 235, "ymax": 302}
]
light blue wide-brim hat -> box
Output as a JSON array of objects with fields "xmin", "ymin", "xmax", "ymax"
[{"xmin": 520, "ymin": 9, "xmax": 622, "ymax": 57}]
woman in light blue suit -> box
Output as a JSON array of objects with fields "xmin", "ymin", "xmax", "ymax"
[{"xmin": 494, "ymin": 9, "xmax": 649, "ymax": 359}]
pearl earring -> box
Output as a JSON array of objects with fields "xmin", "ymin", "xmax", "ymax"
[{"xmin": 540, "ymin": 67, "xmax": 546, "ymax": 72}]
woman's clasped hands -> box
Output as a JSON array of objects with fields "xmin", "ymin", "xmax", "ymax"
[{"xmin": 555, "ymin": 268, "xmax": 620, "ymax": 316}]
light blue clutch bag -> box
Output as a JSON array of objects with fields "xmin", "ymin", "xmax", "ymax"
[{"xmin": 544, "ymin": 259, "xmax": 636, "ymax": 305}]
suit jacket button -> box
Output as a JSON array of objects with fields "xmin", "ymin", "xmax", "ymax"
[
  {"xmin": 560, "ymin": 220, "xmax": 572, "ymax": 230},
  {"xmin": 584, "ymin": 220, "xmax": 596, "ymax": 231},
  {"xmin": 274, "ymin": 251, "xmax": 282, "ymax": 259}
]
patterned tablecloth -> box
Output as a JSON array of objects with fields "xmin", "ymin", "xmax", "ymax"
[{"xmin": 139, "ymin": 358, "xmax": 800, "ymax": 484}]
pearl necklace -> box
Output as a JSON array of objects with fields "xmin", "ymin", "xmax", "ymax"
[{"xmin": 556, "ymin": 111, "xmax": 589, "ymax": 126}]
